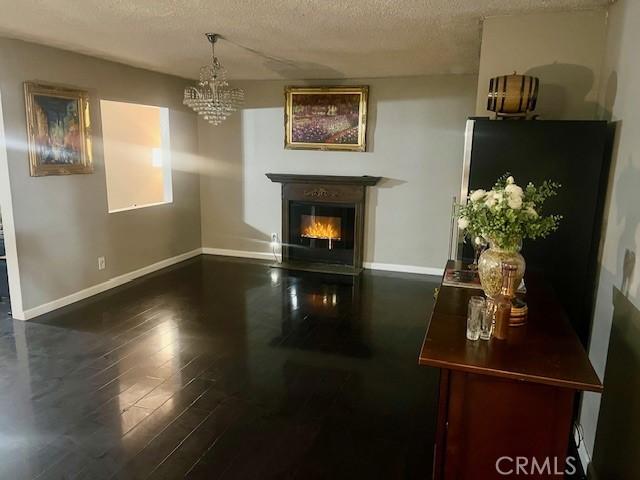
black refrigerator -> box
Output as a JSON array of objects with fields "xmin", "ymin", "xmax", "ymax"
[{"xmin": 459, "ymin": 118, "xmax": 612, "ymax": 347}]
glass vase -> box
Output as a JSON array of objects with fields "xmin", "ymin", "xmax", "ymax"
[{"xmin": 477, "ymin": 239, "xmax": 526, "ymax": 299}]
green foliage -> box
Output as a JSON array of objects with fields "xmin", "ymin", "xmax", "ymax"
[{"xmin": 457, "ymin": 174, "xmax": 562, "ymax": 251}]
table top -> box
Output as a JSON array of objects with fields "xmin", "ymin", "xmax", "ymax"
[{"xmin": 419, "ymin": 261, "xmax": 603, "ymax": 392}]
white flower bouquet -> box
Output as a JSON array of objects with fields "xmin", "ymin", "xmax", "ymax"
[{"xmin": 458, "ymin": 174, "xmax": 562, "ymax": 251}]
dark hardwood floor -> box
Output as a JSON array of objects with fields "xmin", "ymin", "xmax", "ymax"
[{"xmin": 0, "ymin": 255, "xmax": 440, "ymax": 479}]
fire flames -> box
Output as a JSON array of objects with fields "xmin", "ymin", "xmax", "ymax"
[{"xmin": 302, "ymin": 221, "xmax": 341, "ymax": 240}]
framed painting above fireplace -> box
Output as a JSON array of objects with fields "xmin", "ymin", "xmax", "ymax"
[{"xmin": 284, "ymin": 86, "xmax": 368, "ymax": 152}]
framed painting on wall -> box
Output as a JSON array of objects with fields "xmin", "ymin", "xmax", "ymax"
[
  {"xmin": 24, "ymin": 82, "xmax": 93, "ymax": 176},
  {"xmin": 284, "ymin": 86, "xmax": 368, "ymax": 152}
]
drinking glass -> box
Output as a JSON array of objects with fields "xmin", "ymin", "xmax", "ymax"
[
  {"xmin": 466, "ymin": 296, "xmax": 485, "ymax": 341},
  {"xmin": 479, "ymin": 301, "xmax": 492, "ymax": 340}
]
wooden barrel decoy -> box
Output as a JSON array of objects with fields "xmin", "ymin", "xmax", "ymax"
[{"xmin": 487, "ymin": 73, "xmax": 539, "ymax": 115}]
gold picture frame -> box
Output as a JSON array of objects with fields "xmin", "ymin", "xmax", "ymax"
[
  {"xmin": 24, "ymin": 82, "xmax": 93, "ymax": 176},
  {"xmin": 284, "ymin": 86, "xmax": 368, "ymax": 152}
]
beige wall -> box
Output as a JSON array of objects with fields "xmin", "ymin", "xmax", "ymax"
[
  {"xmin": 578, "ymin": 0, "xmax": 640, "ymax": 474},
  {"xmin": 0, "ymin": 38, "xmax": 201, "ymax": 313},
  {"xmin": 198, "ymin": 75, "xmax": 477, "ymax": 271},
  {"xmin": 476, "ymin": 10, "xmax": 607, "ymax": 119}
]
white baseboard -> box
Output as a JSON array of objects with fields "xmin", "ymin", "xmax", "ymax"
[
  {"xmin": 201, "ymin": 248, "xmax": 443, "ymax": 276},
  {"xmin": 17, "ymin": 248, "xmax": 441, "ymax": 320},
  {"xmin": 201, "ymin": 247, "xmax": 276, "ymax": 261},
  {"xmin": 363, "ymin": 261, "xmax": 444, "ymax": 276},
  {"xmin": 573, "ymin": 424, "xmax": 591, "ymax": 474},
  {"xmin": 577, "ymin": 442, "xmax": 591, "ymax": 476},
  {"xmin": 18, "ymin": 248, "xmax": 202, "ymax": 321},
  {"xmin": 574, "ymin": 425, "xmax": 592, "ymax": 475}
]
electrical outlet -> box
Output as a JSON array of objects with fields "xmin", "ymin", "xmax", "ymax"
[{"xmin": 98, "ymin": 256, "xmax": 106, "ymax": 271}]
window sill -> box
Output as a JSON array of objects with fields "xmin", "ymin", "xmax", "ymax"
[{"xmin": 108, "ymin": 201, "xmax": 172, "ymax": 214}]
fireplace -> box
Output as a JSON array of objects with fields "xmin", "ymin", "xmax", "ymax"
[{"xmin": 266, "ymin": 174, "xmax": 381, "ymax": 274}]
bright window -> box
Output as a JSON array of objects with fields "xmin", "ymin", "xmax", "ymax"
[{"xmin": 100, "ymin": 100, "xmax": 172, "ymax": 213}]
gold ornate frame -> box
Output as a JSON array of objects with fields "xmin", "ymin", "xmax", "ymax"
[
  {"xmin": 24, "ymin": 82, "xmax": 93, "ymax": 176},
  {"xmin": 284, "ymin": 86, "xmax": 368, "ymax": 152}
]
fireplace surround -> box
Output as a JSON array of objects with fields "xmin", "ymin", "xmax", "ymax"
[{"xmin": 266, "ymin": 174, "xmax": 381, "ymax": 275}]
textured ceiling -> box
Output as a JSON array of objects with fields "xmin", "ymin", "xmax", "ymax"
[{"xmin": 0, "ymin": 0, "xmax": 609, "ymax": 80}]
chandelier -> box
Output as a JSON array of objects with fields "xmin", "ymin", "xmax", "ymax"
[{"xmin": 183, "ymin": 33, "xmax": 244, "ymax": 125}]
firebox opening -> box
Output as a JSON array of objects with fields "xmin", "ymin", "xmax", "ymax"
[{"xmin": 289, "ymin": 202, "xmax": 356, "ymax": 266}]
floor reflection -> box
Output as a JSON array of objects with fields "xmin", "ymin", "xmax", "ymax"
[
  {"xmin": 273, "ymin": 272, "xmax": 371, "ymax": 358},
  {"xmin": 0, "ymin": 256, "xmax": 440, "ymax": 479}
]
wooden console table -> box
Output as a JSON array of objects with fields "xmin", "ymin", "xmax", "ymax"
[{"xmin": 419, "ymin": 261, "xmax": 602, "ymax": 479}]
